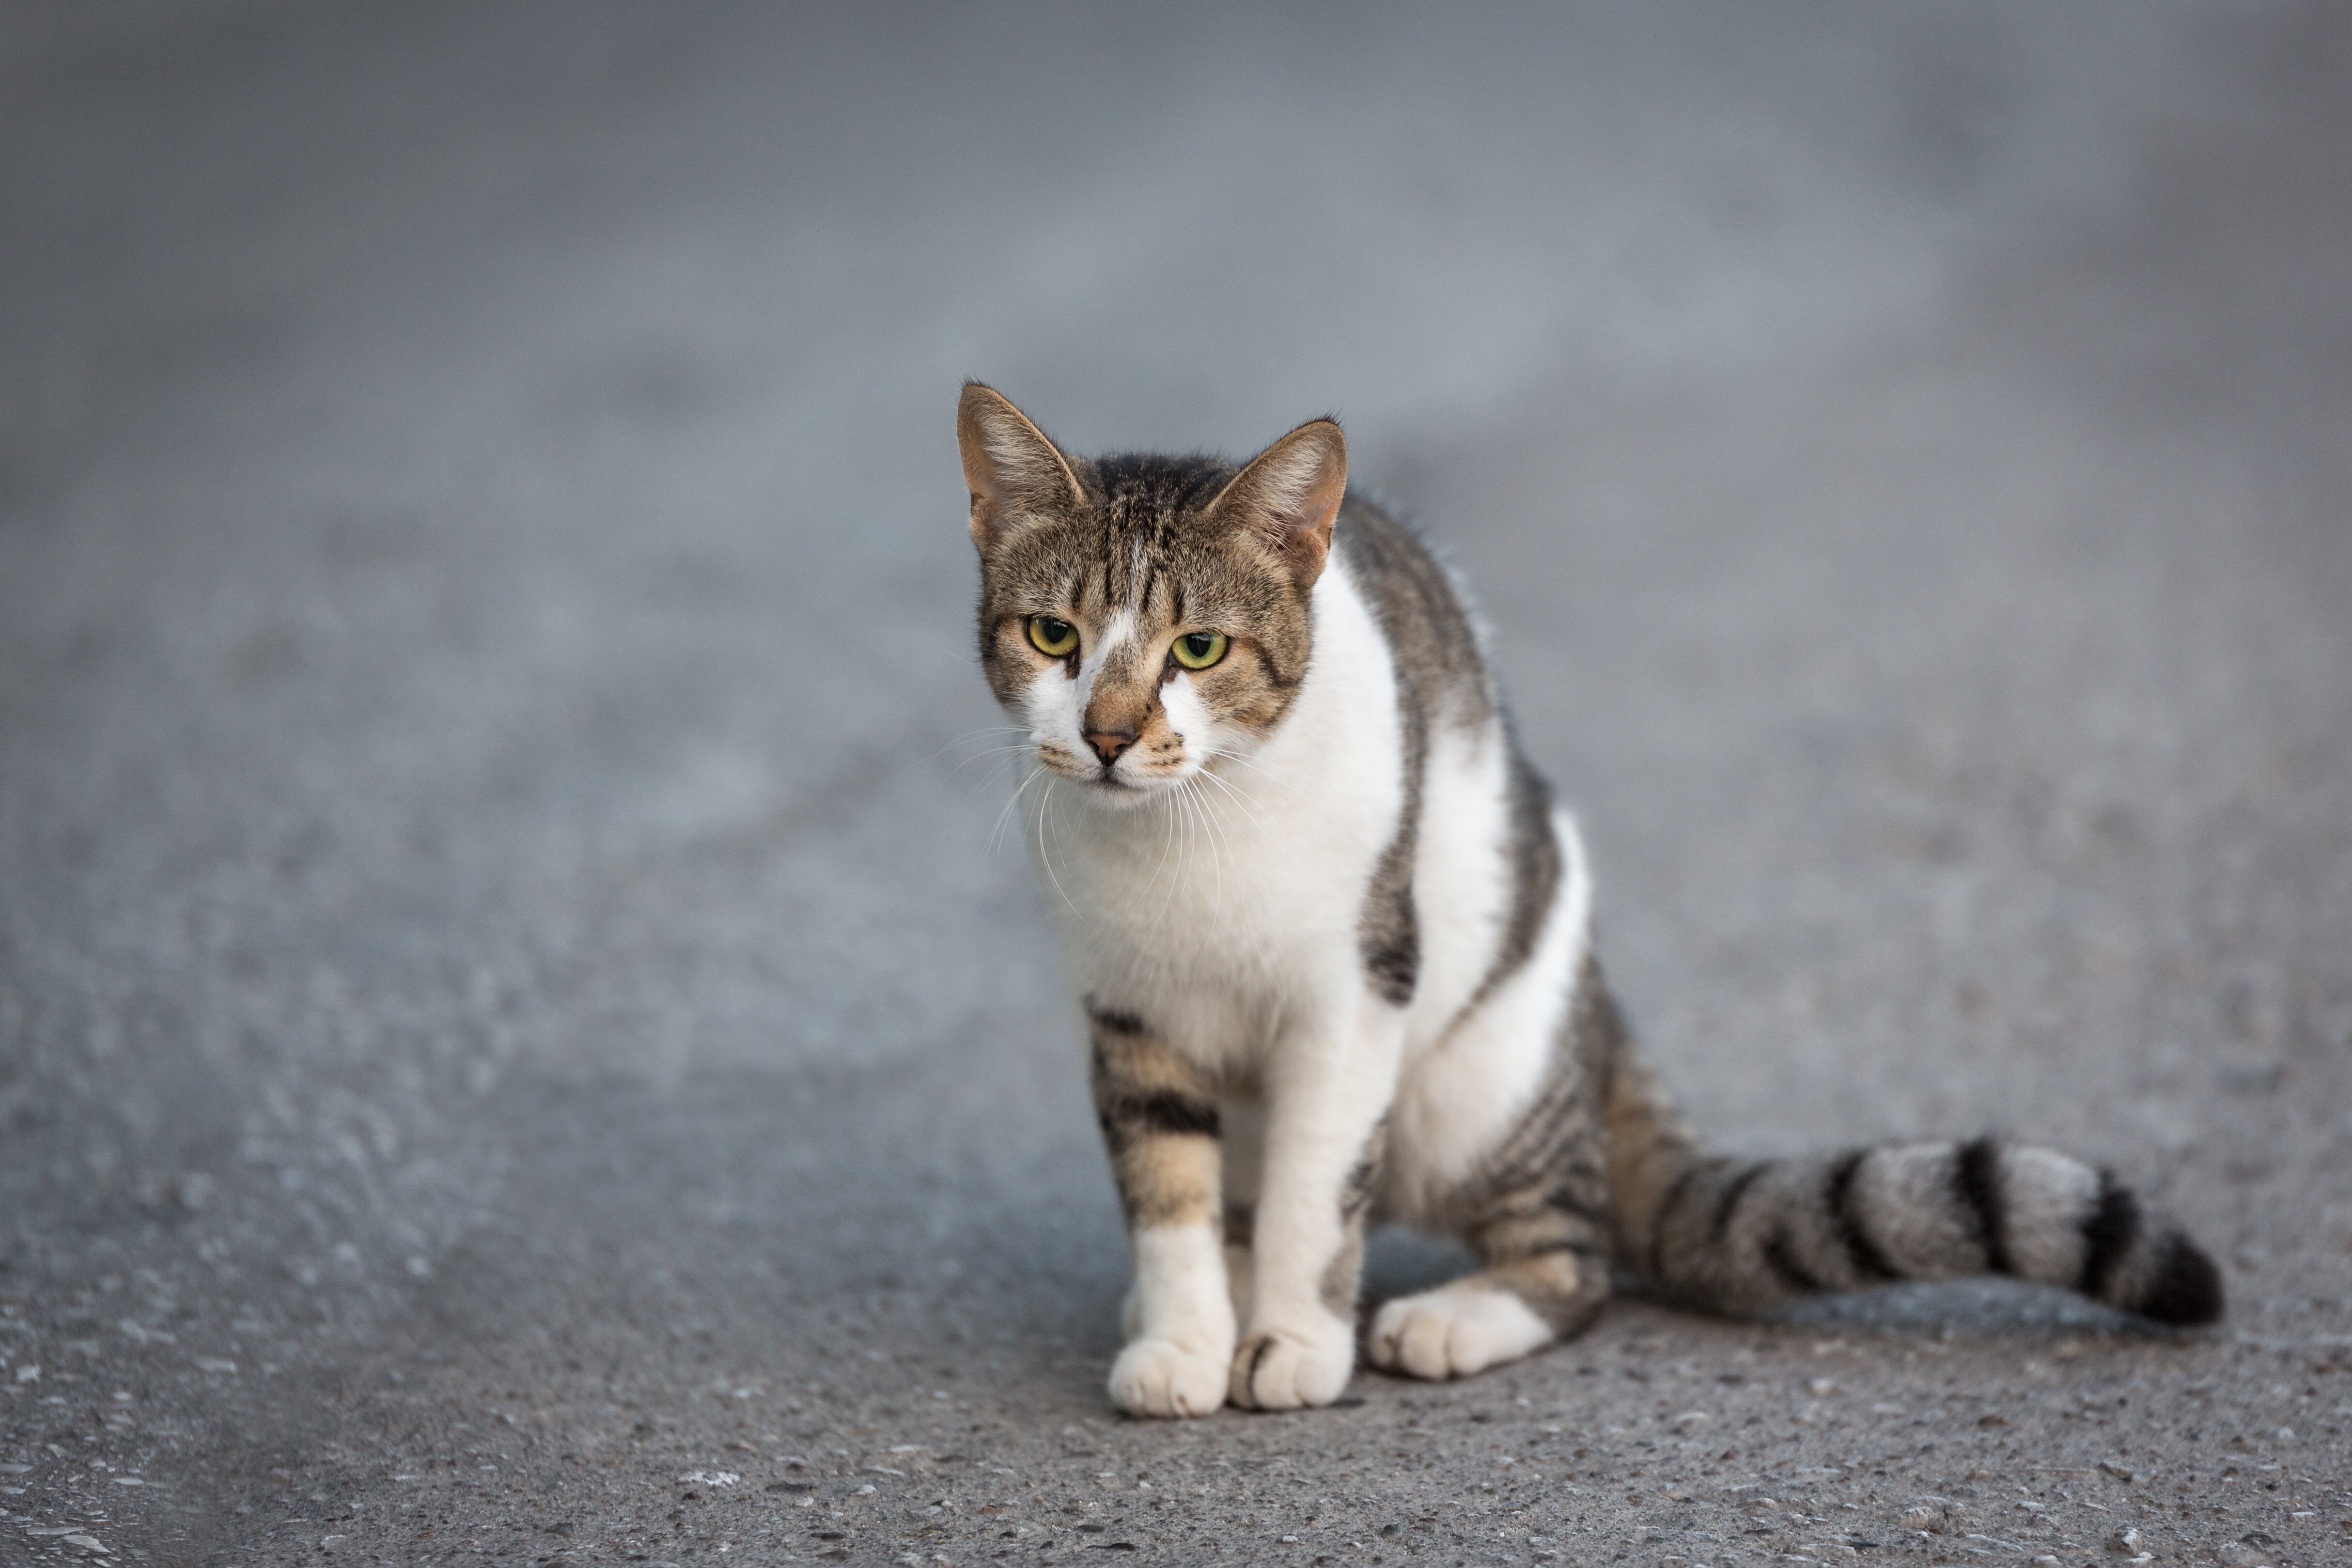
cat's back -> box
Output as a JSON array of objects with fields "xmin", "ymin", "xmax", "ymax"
[
  {"xmin": 1330, "ymin": 496, "xmax": 1495, "ymax": 736},
  {"xmin": 1325, "ymin": 497, "xmax": 1568, "ymax": 1054}
]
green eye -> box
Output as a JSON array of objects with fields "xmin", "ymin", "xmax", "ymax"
[
  {"xmin": 1028, "ymin": 615, "xmax": 1079, "ymax": 657},
  {"xmin": 1171, "ymin": 630, "xmax": 1228, "ymax": 670}
]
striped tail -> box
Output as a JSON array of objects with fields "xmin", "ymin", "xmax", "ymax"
[{"xmin": 1602, "ymin": 1047, "xmax": 2224, "ymax": 1326}]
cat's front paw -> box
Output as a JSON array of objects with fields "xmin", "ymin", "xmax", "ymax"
[
  {"xmin": 1368, "ymin": 1282, "xmax": 1554, "ymax": 1381},
  {"xmin": 1228, "ymin": 1315, "xmax": 1355, "ymax": 1411},
  {"xmin": 1108, "ymin": 1338, "xmax": 1230, "ymax": 1419}
]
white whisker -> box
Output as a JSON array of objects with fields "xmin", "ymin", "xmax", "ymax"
[
  {"xmin": 987, "ymin": 764, "xmax": 1048, "ymax": 857},
  {"xmin": 1190, "ymin": 759, "xmax": 1277, "ymax": 837},
  {"xmin": 1208, "ymin": 747, "xmax": 1293, "ymax": 795},
  {"xmin": 1191, "ymin": 758, "xmax": 1307, "ymax": 883},
  {"xmin": 1141, "ymin": 784, "xmax": 1182, "ymax": 909},
  {"xmin": 1184, "ymin": 775, "xmax": 1230, "ymax": 909},
  {"xmin": 923, "ymin": 725, "xmax": 1035, "ymax": 767},
  {"xmin": 1035, "ymin": 778, "xmax": 1080, "ymax": 917},
  {"xmin": 950, "ymin": 743, "xmax": 1044, "ymax": 781}
]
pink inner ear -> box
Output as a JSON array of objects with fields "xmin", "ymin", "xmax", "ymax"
[
  {"xmin": 1253, "ymin": 434, "xmax": 1345, "ymax": 580},
  {"xmin": 1295, "ymin": 451, "xmax": 1346, "ymax": 534},
  {"xmin": 1217, "ymin": 426, "xmax": 1345, "ymax": 531}
]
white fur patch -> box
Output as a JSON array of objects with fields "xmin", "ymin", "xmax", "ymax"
[
  {"xmin": 1369, "ymin": 1281, "xmax": 1555, "ymax": 1381},
  {"xmin": 1125, "ymin": 1223, "xmax": 1232, "ymax": 1348},
  {"xmin": 1108, "ymin": 1338, "xmax": 1231, "ymax": 1419},
  {"xmin": 1158, "ymin": 670, "xmax": 1214, "ymax": 766},
  {"xmin": 1383, "ymin": 813, "xmax": 1592, "ymax": 1223},
  {"xmin": 1109, "ymin": 1223, "xmax": 1235, "ymax": 1418},
  {"xmin": 1020, "ymin": 656, "xmax": 1087, "ymax": 767}
]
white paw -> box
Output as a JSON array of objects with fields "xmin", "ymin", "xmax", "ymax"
[
  {"xmin": 1369, "ymin": 1282, "xmax": 1554, "ymax": 1381},
  {"xmin": 1229, "ymin": 1313, "xmax": 1356, "ymax": 1411},
  {"xmin": 1108, "ymin": 1338, "xmax": 1230, "ymax": 1419}
]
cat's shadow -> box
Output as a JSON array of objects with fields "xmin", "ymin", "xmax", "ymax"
[{"xmin": 1361, "ymin": 1226, "xmax": 1481, "ymax": 1303}]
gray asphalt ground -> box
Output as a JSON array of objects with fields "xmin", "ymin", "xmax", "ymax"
[{"xmin": 3, "ymin": 4, "xmax": 2349, "ymax": 1566}]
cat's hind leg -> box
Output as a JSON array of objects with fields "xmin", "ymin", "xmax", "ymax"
[
  {"xmin": 1372, "ymin": 975, "xmax": 1617, "ymax": 1381},
  {"xmin": 1369, "ymin": 1187, "xmax": 1612, "ymax": 1381}
]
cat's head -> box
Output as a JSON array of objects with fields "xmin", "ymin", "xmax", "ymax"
[{"xmin": 959, "ymin": 383, "xmax": 1346, "ymax": 805}]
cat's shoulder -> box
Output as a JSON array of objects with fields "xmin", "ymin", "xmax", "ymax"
[{"xmin": 1330, "ymin": 492, "xmax": 1492, "ymax": 726}]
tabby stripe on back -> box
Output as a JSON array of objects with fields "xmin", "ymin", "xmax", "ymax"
[
  {"xmin": 1460, "ymin": 746, "xmax": 1560, "ymax": 1015},
  {"xmin": 1334, "ymin": 501, "xmax": 1491, "ymax": 1008}
]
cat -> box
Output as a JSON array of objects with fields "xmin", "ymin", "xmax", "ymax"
[{"xmin": 955, "ymin": 382, "xmax": 2223, "ymax": 1418}]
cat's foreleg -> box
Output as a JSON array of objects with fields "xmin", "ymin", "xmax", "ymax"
[
  {"xmin": 1229, "ymin": 1006, "xmax": 1401, "ymax": 1412},
  {"xmin": 1090, "ymin": 1015, "xmax": 1233, "ymax": 1418}
]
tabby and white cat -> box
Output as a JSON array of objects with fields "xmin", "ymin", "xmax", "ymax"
[{"xmin": 956, "ymin": 384, "xmax": 2222, "ymax": 1419}]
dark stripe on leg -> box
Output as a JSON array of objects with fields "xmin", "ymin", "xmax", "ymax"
[
  {"xmin": 2075, "ymin": 1169, "xmax": 2140, "ymax": 1299},
  {"xmin": 1099, "ymin": 1092, "xmax": 1221, "ymax": 1146},
  {"xmin": 1319, "ymin": 1230, "xmax": 1367, "ymax": 1317},
  {"xmin": 1762, "ymin": 1228, "xmax": 1825, "ymax": 1294},
  {"xmin": 1952, "ymin": 1137, "xmax": 2011, "ymax": 1275},
  {"xmin": 1824, "ymin": 1150, "xmax": 1897, "ymax": 1282},
  {"xmin": 1084, "ymin": 998, "xmax": 1150, "ymax": 1036},
  {"xmin": 1323, "ymin": 1124, "xmax": 1384, "ymax": 1316},
  {"xmin": 1242, "ymin": 1335, "xmax": 1275, "ymax": 1395}
]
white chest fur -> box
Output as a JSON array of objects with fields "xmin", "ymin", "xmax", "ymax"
[{"xmin": 1028, "ymin": 558, "xmax": 1403, "ymax": 1070}]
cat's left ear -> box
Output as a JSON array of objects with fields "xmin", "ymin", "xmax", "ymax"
[
  {"xmin": 958, "ymin": 383, "xmax": 1086, "ymax": 551},
  {"xmin": 1204, "ymin": 418, "xmax": 1348, "ymax": 590}
]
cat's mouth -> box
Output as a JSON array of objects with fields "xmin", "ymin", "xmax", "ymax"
[
  {"xmin": 1048, "ymin": 754, "xmax": 1184, "ymax": 804},
  {"xmin": 1078, "ymin": 764, "xmax": 1167, "ymax": 801},
  {"xmin": 1032, "ymin": 734, "xmax": 1194, "ymax": 803}
]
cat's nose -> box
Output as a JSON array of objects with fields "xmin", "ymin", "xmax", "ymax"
[{"xmin": 1085, "ymin": 729, "xmax": 1136, "ymax": 767}]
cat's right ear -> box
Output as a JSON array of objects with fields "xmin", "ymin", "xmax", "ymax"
[{"xmin": 958, "ymin": 383, "xmax": 1085, "ymax": 551}]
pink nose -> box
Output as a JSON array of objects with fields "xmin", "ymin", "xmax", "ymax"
[{"xmin": 1086, "ymin": 730, "xmax": 1134, "ymax": 767}]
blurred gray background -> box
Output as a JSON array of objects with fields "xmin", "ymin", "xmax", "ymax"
[{"xmin": 2, "ymin": 4, "xmax": 2346, "ymax": 1565}]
